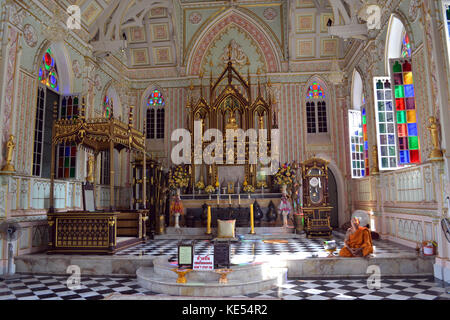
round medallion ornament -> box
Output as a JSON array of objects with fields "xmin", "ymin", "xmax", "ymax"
[
  {"xmin": 263, "ymin": 8, "xmax": 277, "ymax": 21},
  {"xmin": 189, "ymin": 12, "xmax": 202, "ymax": 25},
  {"xmin": 23, "ymin": 24, "xmax": 37, "ymax": 48}
]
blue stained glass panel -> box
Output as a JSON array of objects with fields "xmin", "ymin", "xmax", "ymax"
[
  {"xmin": 404, "ymin": 84, "xmax": 415, "ymax": 97},
  {"xmin": 407, "ymin": 123, "xmax": 418, "ymax": 136}
]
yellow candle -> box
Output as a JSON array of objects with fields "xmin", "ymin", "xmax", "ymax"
[
  {"xmin": 250, "ymin": 204, "xmax": 255, "ymax": 234},
  {"xmin": 206, "ymin": 205, "xmax": 212, "ymax": 235}
]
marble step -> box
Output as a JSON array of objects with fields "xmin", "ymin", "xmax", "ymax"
[
  {"xmin": 152, "ymin": 256, "xmax": 267, "ymax": 282},
  {"xmin": 136, "ymin": 266, "xmax": 286, "ymax": 297}
]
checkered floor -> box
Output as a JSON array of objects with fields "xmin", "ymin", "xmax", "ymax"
[
  {"xmin": 115, "ymin": 232, "xmax": 413, "ymax": 258},
  {"xmin": 0, "ymin": 275, "xmax": 448, "ymax": 300}
]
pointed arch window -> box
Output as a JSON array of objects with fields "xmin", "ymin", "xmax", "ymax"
[
  {"xmin": 103, "ymin": 96, "xmax": 113, "ymax": 118},
  {"xmin": 306, "ymin": 82, "xmax": 328, "ymax": 134},
  {"xmin": 401, "ymin": 31, "xmax": 411, "ymax": 58},
  {"xmin": 146, "ymin": 89, "xmax": 165, "ymax": 139},
  {"xmin": 38, "ymin": 48, "xmax": 59, "ymax": 92}
]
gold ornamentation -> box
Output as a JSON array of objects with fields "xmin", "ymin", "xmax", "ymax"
[
  {"xmin": 371, "ymin": 145, "xmax": 379, "ymax": 175},
  {"xmin": 172, "ymin": 268, "xmax": 192, "ymax": 284},
  {"xmin": 86, "ymin": 155, "xmax": 95, "ymax": 183},
  {"xmin": 427, "ymin": 116, "xmax": 443, "ymax": 161},
  {"xmin": 1, "ymin": 135, "xmax": 16, "ymax": 172},
  {"xmin": 215, "ymin": 269, "xmax": 233, "ymax": 284}
]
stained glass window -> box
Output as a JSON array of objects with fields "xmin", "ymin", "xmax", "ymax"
[
  {"xmin": 373, "ymin": 77, "xmax": 398, "ymax": 170},
  {"xmin": 147, "ymin": 89, "xmax": 165, "ymax": 107},
  {"xmin": 307, "ymin": 82, "xmax": 325, "ymax": 99},
  {"xmin": 103, "ymin": 96, "xmax": 113, "ymax": 118},
  {"xmin": 39, "ymin": 48, "xmax": 59, "ymax": 91},
  {"xmin": 146, "ymin": 89, "xmax": 165, "ymax": 139},
  {"xmin": 390, "ymin": 58, "xmax": 420, "ymax": 165},
  {"xmin": 306, "ymin": 102, "xmax": 316, "ymax": 133},
  {"xmin": 57, "ymin": 143, "xmax": 77, "ymax": 179},
  {"xmin": 60, "ymin": 96, "xmax": 79, "ymax": 120},
  {"xmin": 349, "ymin": 110, "xmax": 364, "ymax": 178},
  {"xmin": 362, "ymin": 108, "xmax": 369, "ymax": 176},
  {"xmin": 401, "ymin": 31, "xmax": 411, "ymax": 58}
]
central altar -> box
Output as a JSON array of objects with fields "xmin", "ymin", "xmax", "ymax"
[{"xmin": 186, "ymin": 43, "xmax": 276, "ymax": 191}]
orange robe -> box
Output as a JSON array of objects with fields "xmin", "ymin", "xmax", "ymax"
[{"xmin": 339, "ymin": 227, "xmax": 373, "ymax": 257}]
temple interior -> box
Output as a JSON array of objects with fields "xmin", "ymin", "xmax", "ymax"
[{"xmin": 0, "ymin": 0, "xmax": 450, "ymax": 302}]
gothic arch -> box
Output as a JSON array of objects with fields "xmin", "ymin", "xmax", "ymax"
[
  {"xmin": 351, "ymin": 68, "xmax": 365, "ymax": 110},
  {"xmin": 186, "ymin": 9, "xmax": 282, "ymax": 75},
  {"xmin": 33, "ymin": 40, "xmax": 73, "ymax": 94},
  {"xmin": 385, "ymin": 13, "xmax": 416, "ymax": 74},
  {"xmin": 102, "ymin": 81, "xmax": 122, "ymax": 120}
]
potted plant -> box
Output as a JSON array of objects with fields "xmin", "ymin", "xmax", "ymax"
[
  {"xmin": 195, "ymin": 180, "xmax": 205, "ymax": 194},
  {"xmin": 274, "ymin": 162, "xmax": 296, "ymax": 193},
  {"xmin": 205, "ymin": 185, "xmax": 215, "ymax": 199},
  {"xmin": 168, "ymin": 165, "xmax": 189, "ymax": 194},
  {"xmin": 243, "ymin": 184, "xmax": 255, "ymax": 198}
]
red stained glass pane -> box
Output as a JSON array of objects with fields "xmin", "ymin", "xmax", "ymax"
[
  {"xmin": 397, "ymin": 124, "xmax": 407, "ymax": 137},
  {"xmin": 410, "ymin": 150, "xmax": 420, "ymax": 163},
  {"xmin": 396, "ymin": 98, "xmax": 405, "ymax": 110}
]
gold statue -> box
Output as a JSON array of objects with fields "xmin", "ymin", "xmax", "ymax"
[
  {"xmin": 1, "ymin": 135, "xmax": 16, "ymax": 172},
  {"xmin": 86, "ymin": 155, "xmax": 95, "ymax": 183},
  {"xmin": 371, "ymin": 145, "xmax": 379, "ymax": 175},
  {"xmin": 226, "ymin": 113, "xmax": 238, "ymax": 130},
  {"xmin": 427, "ymin": 116, "xmax": 443, "ymax": 161}
]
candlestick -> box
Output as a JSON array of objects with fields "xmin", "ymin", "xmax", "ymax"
[
  {"xmin": 217, "ymin": 193, "xmax": 219, "ymax": 205},
  {"xmin": 206, "ymin": 205, "xmax": 212, "ymax": 235},
  {"xmin": 238, "ymin": 194, "xmax": 240, "ymax": 205},
  {"xmin": 228, "ymin": 194, "xmax": 231, "ymax": 204},
  {"xmin": 249, "ymin": 204, "xmax": 255, "ymax": 234}
]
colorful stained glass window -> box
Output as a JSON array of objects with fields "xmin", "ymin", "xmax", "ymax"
[
  {"xmin": 57, "ymin": 143, "xmax": 77, "ymax": 179},
  {"xmin": 307, "ymin": 82, "xmax": 325, "ymax": 99},
  {"xmin": 348, "ymin": 110, "xmax": 365, "ymax": 178},
  {"xmin": 390, "ymin": 59, "xmax": 420, "ymax": 165},
  {"xmin": 39, "ymin": 48, "xmax": 59, "ymax": 91},
  {"xmin": 60, "ymin": 96, "xmax": 79, "ymax": 120},
  {"xmin": 147, "ymin": 89, "xmax": 165, "ymax": 107},
  {"xmin": 373, "ymin": 77, "xmax": 398, "ymax": 170},
  {"xmin": 362, "ymin": 108, "xmax": 369, "ymax": 176},
  {"xmin": 103, "ymin": 96, "xmax": 113, "ymax": 118},
  {"xmin": 146, "ymin": 89, "xmax": 165, "ymax": 139},
  {"xmin": 401, "ymin": 31, "xmax": 411, "ymax": 58}
]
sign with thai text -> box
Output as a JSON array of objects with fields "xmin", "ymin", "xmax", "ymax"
[{"xmin": 193, "ymin": 255, "xmax": 214, "ymax": 270}]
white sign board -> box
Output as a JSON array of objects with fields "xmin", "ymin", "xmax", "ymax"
[{"xmin": 193, "ymin": 255, "xmax": 214, "ymax": 271}]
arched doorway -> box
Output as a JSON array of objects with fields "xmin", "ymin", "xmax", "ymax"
[{"xmin": 328, "ymin": 169, "xmax": 339, "ymax": 228}]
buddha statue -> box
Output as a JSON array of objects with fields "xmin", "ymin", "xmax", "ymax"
[{"xmin": 225, "ymin": 113, "xmax": 238, "ymax": 130}]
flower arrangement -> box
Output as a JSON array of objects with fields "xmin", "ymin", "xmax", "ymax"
[
  {"xmin": 205, "ymin": 185, "xmax": 215, "ymax": 194},
  {"xmin": 274, "ymin": 162, "xmax": 296, "ymax": 186},
  {"xmin": 256, "ymin": 181, "xmax": 267, "ymax": 189},
  {"xmin": 195, "ymin": 180, "xmax": 205, "ymax": 190},
  {"xmin": 168, "ymin": 165, "xmax": 189, "ymax": 190},
  {"xmin": 243, "ymin": 184, "xmax": 255, "ymax": 193}
]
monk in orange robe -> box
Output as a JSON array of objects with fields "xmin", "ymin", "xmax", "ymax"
[{"xmin": 339, "ymin": 217, "xmax": 373, "ymax": 257}]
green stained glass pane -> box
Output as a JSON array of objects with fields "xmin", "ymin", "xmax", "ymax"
[
  {"xmin": 70, "ymin": 168, "xmax": 75, "ymax": 178},
  {"xmin": 409, "ymin": 136, "xmax": 419, "ymax": 150},
  {"xmin": 379, "ymin": 112, "xmax": 385, "ymax": 122},
  {"xmin": 378, "ymin": 102, "xmax": 385, "ymax": 111},
  {"xmin": 395, "ymin": 86, "xmax": 404, "ymax": 98},
  {"xmin": 377, "ymin": 80, "xmax": 384, "ymax": 89},
  {"xmin": 64, "ymin": 157, "xmax": 70, "ymax": 167},
  {"xmin": 393, "ymin": 61, "xmax": 402, "ymax": 73},
  {"xmin": 389, "ymin": 146, "xmax": 396, "ymax": 156},
  {"xmin": 362, "ymin": 116, "xmax": 366, "ymax": 125},
  {"xmin": 380, "ymin": 124, "xmax": 386, "ymax": 133},
  {"xmin": 382, "ymin": 157, "xmax": 388, "ymax": 168},
  {"xmin": 397, "ymin": 111, "xmax": 406, "ymax": 124},
  {"xmin": 360, "ymin": 145, "xmax": 363, "ymax": 152}
]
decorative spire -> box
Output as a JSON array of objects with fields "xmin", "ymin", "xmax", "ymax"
[{"xmin": 129, "ymin": 105, "xmax": 134, "ymax": 126}]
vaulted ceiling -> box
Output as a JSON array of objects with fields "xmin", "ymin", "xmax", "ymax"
[{"xmin": 60, "ymin": 0, "xmax": 377, "ymax": 68}]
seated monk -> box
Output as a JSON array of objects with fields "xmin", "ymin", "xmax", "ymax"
[{"xmin": 339, "ymin": 217, "xmax": 373, "ymax": 257}]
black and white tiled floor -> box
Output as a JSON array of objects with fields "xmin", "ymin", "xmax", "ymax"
[
  {"xmin": 115, "ymin": 232, "xmax": 411, "ymax": 257},
  {"xmin": 0, "ymin": 275, "xmax": 448, "ymax": 300}
]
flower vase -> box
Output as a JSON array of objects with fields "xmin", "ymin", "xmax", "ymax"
[{"xmin": 209, "ymin": 194, "xmax": 211, "ymax": 200}]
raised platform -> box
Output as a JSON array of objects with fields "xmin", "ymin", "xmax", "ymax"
[
  {"xmin": 15, "ymin": 234, "xmax": 435, "ymax": 279},
  {"xmin": 154, "ymin": 227, "xmax": 297, "ymax": 240},
  {"xmin": 136, "ymin": 256, "xmax": 287, "ymax": 297}
]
